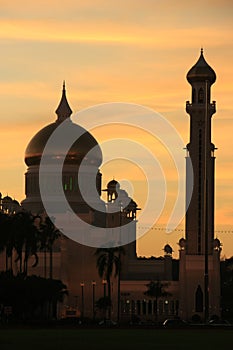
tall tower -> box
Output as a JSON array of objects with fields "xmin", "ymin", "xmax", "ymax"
[
  {"xmin": 185, "ymin": 48, "xmax": 216, "ymax": 255},
  {"xmin": 179, "ymin": 50, "xmax": 221, "ymax": 321}
]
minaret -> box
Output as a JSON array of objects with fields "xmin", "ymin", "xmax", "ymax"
[
  {"xmin": 179, "ymin": 50, "xmax": 221, "ymax": 321},
  {"xmin": 185, "ymin": 48, "xmax": 216, "ymax": 255}
]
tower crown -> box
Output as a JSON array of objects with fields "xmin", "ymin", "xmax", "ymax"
[{"xmin": 187, "ymin": 49, "xmax": 216, "ymax": 85}]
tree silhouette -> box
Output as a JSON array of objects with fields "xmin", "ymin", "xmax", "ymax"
[
  {"xmin": 12, "ymin": 211, "xmax": 39, "ymax": 275},
  {"xmin": 0, "ymin": 271, "xmax": 68, "ymax": 320},
  {"xmin": 39, "ymin": 216, "xmax": 60, "ymax": 279},
  {"xmin": 95, "ymin": 296, "xmax": 112, "ymax": 322},
  {"xmin": 144, "ymin": 280, "xmax": 171, "ymax": 323},
  {"xmin": 0, "ymin": 211, "xmax": 40, "ymax": 274},
  {"xmin": 95, "ymin": 246, "xmax": 124, "ymax": 320},
  {"xmin": 0, "ymin": 212, "xmax": 11, "ymax": 271}
]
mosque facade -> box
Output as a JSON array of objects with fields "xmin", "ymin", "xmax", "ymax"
[{"xmin": 0, "ymin": 51, "xmax": 221, "ymax": 323}]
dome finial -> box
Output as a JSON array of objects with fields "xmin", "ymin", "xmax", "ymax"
[
  {"xmin": 201, "ymin": 47, "xmax": 203, "ymax": 55},
  {"xmin": 55, "ymin": 81, "xmax": 73, "ymax": 123}
]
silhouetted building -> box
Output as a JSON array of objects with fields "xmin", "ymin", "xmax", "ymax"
[
  {"xmin": 20, "ymin": 83, "xmax": 141, "ymax": 319},
  {"xmin": 0, "ymin": 51, "xmax": 222, "ymax": 322},
  {"xmin": 0, "ymin": 193, "xmax": 21, "ymax": 214}
]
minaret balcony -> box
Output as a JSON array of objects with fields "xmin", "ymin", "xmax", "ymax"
[{"xmin": 186, "ymin": 101, "xmax": 216, "ymax": 115}]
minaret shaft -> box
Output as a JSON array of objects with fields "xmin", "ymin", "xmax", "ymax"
[
  {"xmin": 185, "ymin": 51, "xmax": 216, "ymax": 255},
  {"xmin": 186, "ymin": 98, "xmax": 215, "ymax": 254}
]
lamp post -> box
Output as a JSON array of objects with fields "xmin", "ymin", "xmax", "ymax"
[
  {"xmin": 74, "ymin": 295, "xmax": 78, "ymax": 308},
  {"xmin": 80, "ymin": 282, "xmax": 85, "ymax": 321},
  {"xmin": 117, "ymin": 201, "xmax": 123, "ymax": 324},
  {"xmin": 92, "ymin": 281, "xmax": 96, "ymax": 321},
  {"xmin": 102, "ymin": 279, "xmax": 107, "ymax": 298},
  {"xmin": 102, "ymin": 279, "xmax": 107, "ymax": 322}
]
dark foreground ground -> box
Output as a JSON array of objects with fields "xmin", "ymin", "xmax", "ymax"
[{"xmin": 0, "ymin": 327, "xmax": 232, "ymax": 350}]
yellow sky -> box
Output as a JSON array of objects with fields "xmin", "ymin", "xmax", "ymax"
[{"xmin": 0, "ymin": 0, "xmax": 233, "ymax": 258}]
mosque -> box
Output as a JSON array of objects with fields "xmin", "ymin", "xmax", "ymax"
[{"xmin": 0, "ymin": 51, "xmax": 222, "ymax": 322}]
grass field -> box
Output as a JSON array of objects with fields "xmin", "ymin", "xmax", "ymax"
[{"xmin": 0, "ymin": 327, "xmax": 232, "ymax": 350}]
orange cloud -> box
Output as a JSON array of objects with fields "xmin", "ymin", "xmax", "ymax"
[{"xmin": 0, "ymin": 18, "xmax": 232, "ymax": 49}]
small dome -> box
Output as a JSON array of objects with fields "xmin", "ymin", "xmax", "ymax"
[
  {"xmin": 2, "ymin": 195, "xmax": 13, "ymax": 202},
  {"xmin": 1, "ymin": 195, "xmax": 21, "ymax": 214},
  {"xmin": 213, "ymin": 238, "xmax": 221, "ymax": 249},
  {"xmin": 128, "ymin": 199, "xmax": 137, "ymax": 209},
  {"xmin": 107, "ymin": 179, "xmax": 120, "ymax": 190},
  {"xmin": 125, "ymin": 199, "xmax": 137, "ymax": 211},
  {"xmin": 179, "ymin": 238, "xmax": 186, "ymax": 248},
  {"xmin": 187, "ymin": 49, "xmax": 216, "ymax": 85},
  {"xmin": 164, "ymin": 244, "xmax": 173, "ymax": 255}
]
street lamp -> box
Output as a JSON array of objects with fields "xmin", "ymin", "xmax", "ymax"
[
  {"xmin": 74, "ymin": 295, "xmax": 78, "ymax": 308},
  {"xmin": 92, "ymin": 281, "xmax": 96, "ymax": 321},
  {"xmin": 80, "ymin": 282, "xmax": 85, "ymax": 320},
  {"xmin": 102, "ymin": 279, "xmax": 107, "ymax": 322},
  {"xmin": 117, "ymin": 201, "xmax": 123, "ymax": 324},
  {"xmin": 102, "ymin": 279, "xmax": 107, "ymax": 298}
]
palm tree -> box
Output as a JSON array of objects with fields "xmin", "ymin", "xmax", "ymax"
[
  {"xmin": 6, "ymin": 215, "xmax": 16, "ymax": 271},
  {"xmin": 95, "ymin": 296, "xmax": 112, "ymax": 322},
  {"xmin": 95, "ymin": 246, "xmax": 124, "ymax": 320},
  {"xmin": 0, "ymin": 211, "xmax": 40, "ymax": 274},
  {"xmin": 36, "ymin": 216, "xmax": 48, "ymax": 278},
  {"xmin": 39, "ymin": 216, "xmax": 60, "ymax": 279},
  {"xmin": 0, "ymin": 272, "xmax": 68, "ymax": 320},
  {"xmin": 0, "ymin": 212, "xmax": 10, "ymax": 271},
  {"xmin": 23, "ymin": 218, "xmax": 39, "ymax": 276},
  {"xmin": 144, "ymin": 280, "xmax": 171, "ymax": 324},
  {"xmin": 117, "ymin": 246, "xmax": 125, "ymax": 323},
  {"xmin": 12, "ymin": 211, "xmax": 39, "ymax": 275}
]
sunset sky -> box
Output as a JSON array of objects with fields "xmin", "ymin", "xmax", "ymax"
[{"xmin": 1, "ymin": 0, "xmax": 233, "ymax": 258}]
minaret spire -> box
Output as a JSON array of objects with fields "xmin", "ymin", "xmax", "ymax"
[{"xmin": 55, "ymin": 81, "xmax": 73, "ymax": 123}]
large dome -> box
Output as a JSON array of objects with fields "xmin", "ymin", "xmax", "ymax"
[
  {"xmin": 25, "ymin": 121, "xmax": 102, "ymax": 166},
  {"xmin": 25, "ymin": 84, "xmax": 102, "ymax": 167}
]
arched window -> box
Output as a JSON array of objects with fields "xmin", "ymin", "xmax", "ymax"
[
  {"xmin": 198, "ymin": 88, "xmax": 204, "ymax": 104},
  {"xmin": 69, "ymin": 176, "xmax": 73, "ymax": 191},
  {"xmin": 192, "ymin": 88, "xmax": 196, "ymax": 103},
  {"xmin": 195, "ymin": 285, "xmax": 203, "ymax": 312},
  {"xmin": 63, "ymin": 176, "xmax": 68, "ymax": 191},
  {"xmin": 148, "ymin": 300, "xmax": 152, "ymax": 314},
  {"xmin": 136, "ymin": 300, "xmax": 141, "ymax": 315}
]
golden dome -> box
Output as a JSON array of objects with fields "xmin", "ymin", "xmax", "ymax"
[{"xmin": 25, "ymin": 83, "xmax": 102, "ymax": 167}]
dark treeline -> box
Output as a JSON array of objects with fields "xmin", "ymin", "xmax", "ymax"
[
  {"xmin": 0, "ymin": 211, "xmax": 59, "ymax": 276},
  {"xmin": 0, "ymin": 210, "xmax": 67, "ymax": 322},
  {"xmin": 0, "ymin": 271, "xmax": 67, "ymax": 321}
]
